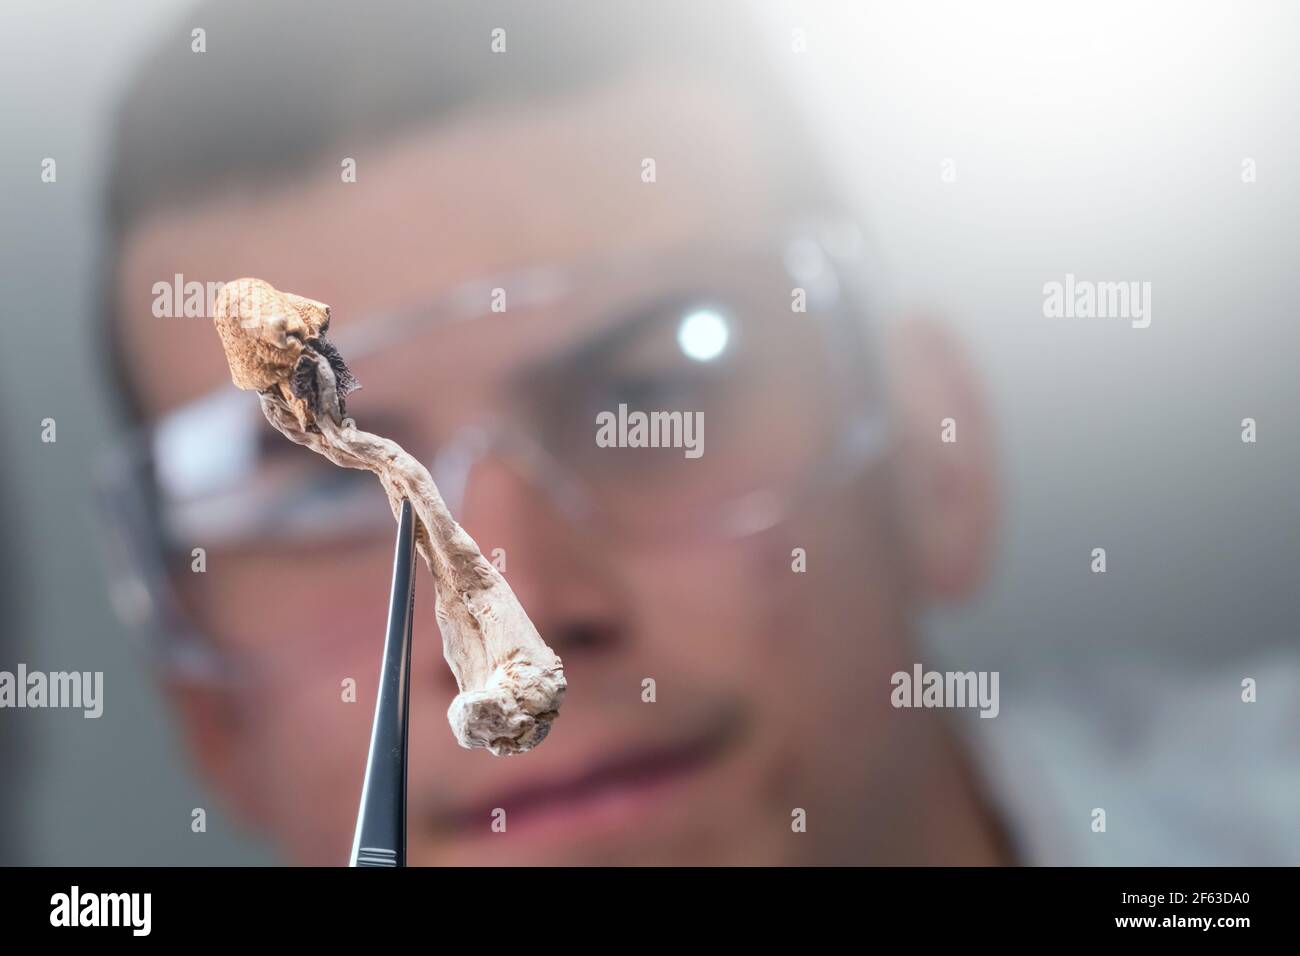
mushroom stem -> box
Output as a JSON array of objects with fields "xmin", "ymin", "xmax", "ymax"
[{"xmin": 213, "ymin": 278, "xmax": 565, "ymax": 755}]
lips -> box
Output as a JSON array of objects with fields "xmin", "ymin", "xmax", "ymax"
[{"xmin": 431, "ymin": 704, "xmax": 747, "ymax": 840}]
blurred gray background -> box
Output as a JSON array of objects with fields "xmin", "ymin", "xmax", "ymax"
[
  {"xmin": 1, "ymin": 0, "xmax": 1296, "ymax": 864},
  {"xmin": 0, "ymin": 0, "xmax": 271, "ymax": 865}
]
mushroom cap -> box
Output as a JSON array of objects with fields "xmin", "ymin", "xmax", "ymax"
[{"xmin": 212, "ymin": 278, "xmax": 332, "ymax": 392}]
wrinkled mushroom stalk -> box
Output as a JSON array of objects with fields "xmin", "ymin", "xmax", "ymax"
[{"xmin": 212, "ymin": 278, "xmax": 565, "ymax": 755}]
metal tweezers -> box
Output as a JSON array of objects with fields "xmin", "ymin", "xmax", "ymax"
[{"xmin": 349, "ymin": 499, "xmax": 417, "ymax": 867}]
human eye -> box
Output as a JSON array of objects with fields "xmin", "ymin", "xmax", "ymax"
[
  {"xmin": 585, "ymin": 367, "xmax": 712, "ymax": 414},
  {"xmin": 531, "ymin": 301, "xmax": 731, "ymax": 436},
  {"xmin": 267, "ymin": 462, "xmax": 378, "ymax": 538}
]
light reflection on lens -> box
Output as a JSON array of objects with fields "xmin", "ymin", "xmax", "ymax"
[{"xmin": 676, "ymin": 308, "xmax": 729, "ymax": 362}]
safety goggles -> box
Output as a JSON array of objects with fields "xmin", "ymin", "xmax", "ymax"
[{"xmin": 95, "ymin": 217, "xmax": 891, "ymax": 675}]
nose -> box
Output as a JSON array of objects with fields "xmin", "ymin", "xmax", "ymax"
[{"xmin": 449, "ymin": 450, "xmax": 627, "ymax": 682}]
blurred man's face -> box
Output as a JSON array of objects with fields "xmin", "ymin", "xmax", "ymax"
[{"xmin": 115, "ymin": 70, "xmax": 920, "ymax": 865}]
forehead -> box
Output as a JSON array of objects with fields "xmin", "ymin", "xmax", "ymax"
[{"xmin": 116, "ymin": 69, "xmax": 795, "ymax": 418}]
